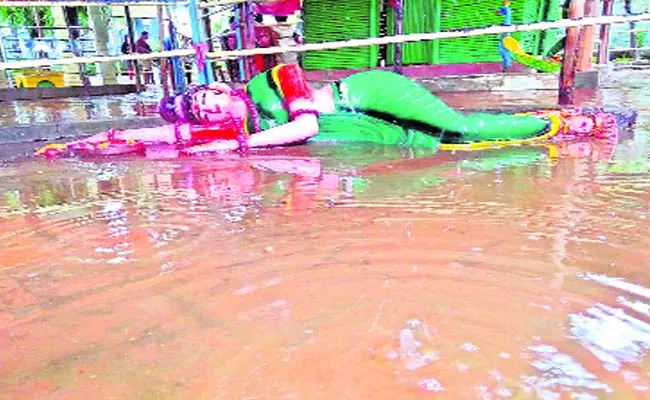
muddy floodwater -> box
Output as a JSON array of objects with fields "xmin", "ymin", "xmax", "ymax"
[{"xmin": 2, "ymin": 74, "xmax": 650, "ymax": 399}]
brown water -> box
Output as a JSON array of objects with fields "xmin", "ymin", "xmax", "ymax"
[{"xmin": 2, "ymin": 82, "xmax": 650, "ymax": 398}]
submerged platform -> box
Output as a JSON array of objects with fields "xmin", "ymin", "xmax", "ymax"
[{"xmin": 0, "ymin": 106, "xmax": 636, "ymax": 146}]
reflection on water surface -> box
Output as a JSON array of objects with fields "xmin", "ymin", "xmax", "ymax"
[{"xmin": 1, "ymin": 118, "xmax": 650, "ymax": 398}]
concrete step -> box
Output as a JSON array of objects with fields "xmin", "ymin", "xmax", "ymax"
[{"xmin": 416, "ymin": 71, "xmax": 600, "ymax": 92}]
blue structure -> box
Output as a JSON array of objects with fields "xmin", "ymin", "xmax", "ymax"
[
  {"xmin": 188, "ymin": 0, "xmax": 214, "ymax": 85},
  {"xmin": 233, "ymin": 5, "xmax": 246, "ymax": 82}
]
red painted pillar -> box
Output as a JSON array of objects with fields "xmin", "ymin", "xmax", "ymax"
[
  {"xmin": 597, "ymin": 0, "xmax": 614, "ymax": 64},
  {"xmin": 558, "ymin": 0, "xmax": 585, "ymax": 105},
  {"xmin": 577, "ymin": 0, "xmax": 599, "ymax": 71}
]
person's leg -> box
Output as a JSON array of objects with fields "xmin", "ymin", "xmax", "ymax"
[
  {"xmin": 144, "ymin": 60, "xmax": 153, "ymax": 84},
  {"xmin": 499, "ymin": 34, "xmax": 513, "ymax": 72}
]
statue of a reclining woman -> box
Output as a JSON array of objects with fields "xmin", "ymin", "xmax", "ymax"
[{"xmin": 37, "ymin": 64, "xmax": 617, "ymax": 157}]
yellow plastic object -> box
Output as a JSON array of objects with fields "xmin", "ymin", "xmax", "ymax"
[
  {"xmin": 14, "ymin": 70, "xmax": 65, "ymax": 88},
  {"xmin": 502, "ymin": 36, "xmax": 526, "ymax": 55},
  {"xmin": 502, "ymin": 37, "xmax": 562, "ymax": 73}
]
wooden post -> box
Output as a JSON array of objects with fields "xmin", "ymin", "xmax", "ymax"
[
  {"xmin": 576, "ymin": 0, "xmax": 599, "ymax": 71},
  {"xmin": 597, "ymin": 0, "xmax": 614, "ymax": 64},
  {"xmin": 124, "ymin": 6, "xmax": 142, "ymax": 92},
  {"xmin": 157, "ymin": 5, "xmax": 169, "ymax": 97},
  {"xmin": 392, "ymin": 0, "xmax": 404, "ymax": 74},
  {"xmin": 558, "ymin": 0, "xmax": 585, "ymax": 105},
  {"xmin": 624, "ymin": 0, "xmax": 639, "ymax": 62}
]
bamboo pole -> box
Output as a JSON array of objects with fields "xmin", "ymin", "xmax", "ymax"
[
  {"xmin": 2, "ymin": 13, "xmax": 650, "ymax": 71},
  {"xmin": 165, "ymin": 5, "xmax": 183, "ymax": 91},
  {"xmin": 577, "ymin": 0, "xmax": 599, "ymax": 71},
  {"xmin": 233, "ymin": 3, "xmax": 246, "ymax": 81},
  {"xmin": 33, "ymin": 7, "xmax": 43, "ymax": 38},
  {"xmin": 124, "ymin": 6, "xmax": 142, "ymax": 92},
  {"xmin": 0, "ymin": 37, "xmax": 7, "ymax": 89},
  {"xmin": 158, "ymin": 5, "xmax": 169, "ymax": 97},
  {"xmin": 63, "ymin": 6, "xmax": 90, "ymax": 87},
  {"xmin": 244, "ymin": 0, "xmax": 256, "ymax": 78},
  {"xmin": 392, "ymin": 0, "xmax": 404, "ymax": 74},
  {"xmin": 89, "ymin": 5, "xmax": 117, "ymax": 85},
  {"xmin": 597, "ymin": 0, "xmax": 614, "ymax": 64},
  {"xmin": 189, "ymin": 0, "xmax": 214, "ymax": 84},
  {"xmin": 559, "ymin": 0, "xmax": 585, "ymax": 105},
  {"xmin": 201, "ymin": 4, "xmax": 217, "ymax": 80}
]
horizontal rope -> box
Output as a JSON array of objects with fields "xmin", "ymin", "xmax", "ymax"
[
  {"xmin": 0, "ymin": 1, "xmax": 189, "ymax": 6},
  {"xmin": 609, "ymin": 46, "xmax": 650, "ymax": 52},
  {"xmin": 206, "ymin": 13, "xmax": 650, "ymax": 58},
  {"xmin": 199, "ymin": 0, "xmax": 278, "ymax": 7},
  {"xmin": 1, "ymin": 13, "xmax": 649, "ymax": 71}
]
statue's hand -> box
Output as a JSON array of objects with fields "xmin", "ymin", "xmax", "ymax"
[{"xmin": 182, "ymin": 140, "xmax": 240, "ymax": 155}]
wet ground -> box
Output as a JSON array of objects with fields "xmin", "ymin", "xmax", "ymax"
[
  {"xmin": 0, "ymin": 90, "xmax": 161, "ymax": 127},
  {"xmin": 1, "ymin": 71, "xmax": 650, "ymax": 399}
]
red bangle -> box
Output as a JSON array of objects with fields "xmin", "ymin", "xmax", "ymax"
[
  {"xmin": 289, "ymin": 109, "xmax": 319, "ymax": 120},
  {"xmin": 233, "ymin": 118, "xmax": 249, "ymax": 154}
]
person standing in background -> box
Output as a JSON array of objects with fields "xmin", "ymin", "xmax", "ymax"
[
  {"xmin": 496, "ymin": 0, "xmax": 513, "ymax": 72},
  {"xmin": 121, "ymin": 34, "xmax": 135, "ymax": 81},
  {"xmin": 135, "ymin": 31, "xmax": 154, "ymax": 84}
]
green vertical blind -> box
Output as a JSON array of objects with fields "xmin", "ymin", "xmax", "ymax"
[
  {"xmin": 302, "ymin": 0, "xmax": 379, "ymax": 70},
  {"xmin": 302, "ymin": 0, "xmax": 562, "ymax": 70}
]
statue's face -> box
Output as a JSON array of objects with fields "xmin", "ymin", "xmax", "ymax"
[
  {"xmin": 566, "ymin": 115, "xmax": 596, "ymax": 135},
  {"xmin": 190, "ymin": 83, "xmax": 247, "ymax": 125},
  {"xmin": 527, "ymin": 109, "xmax": 601, "ymax": 137}
]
